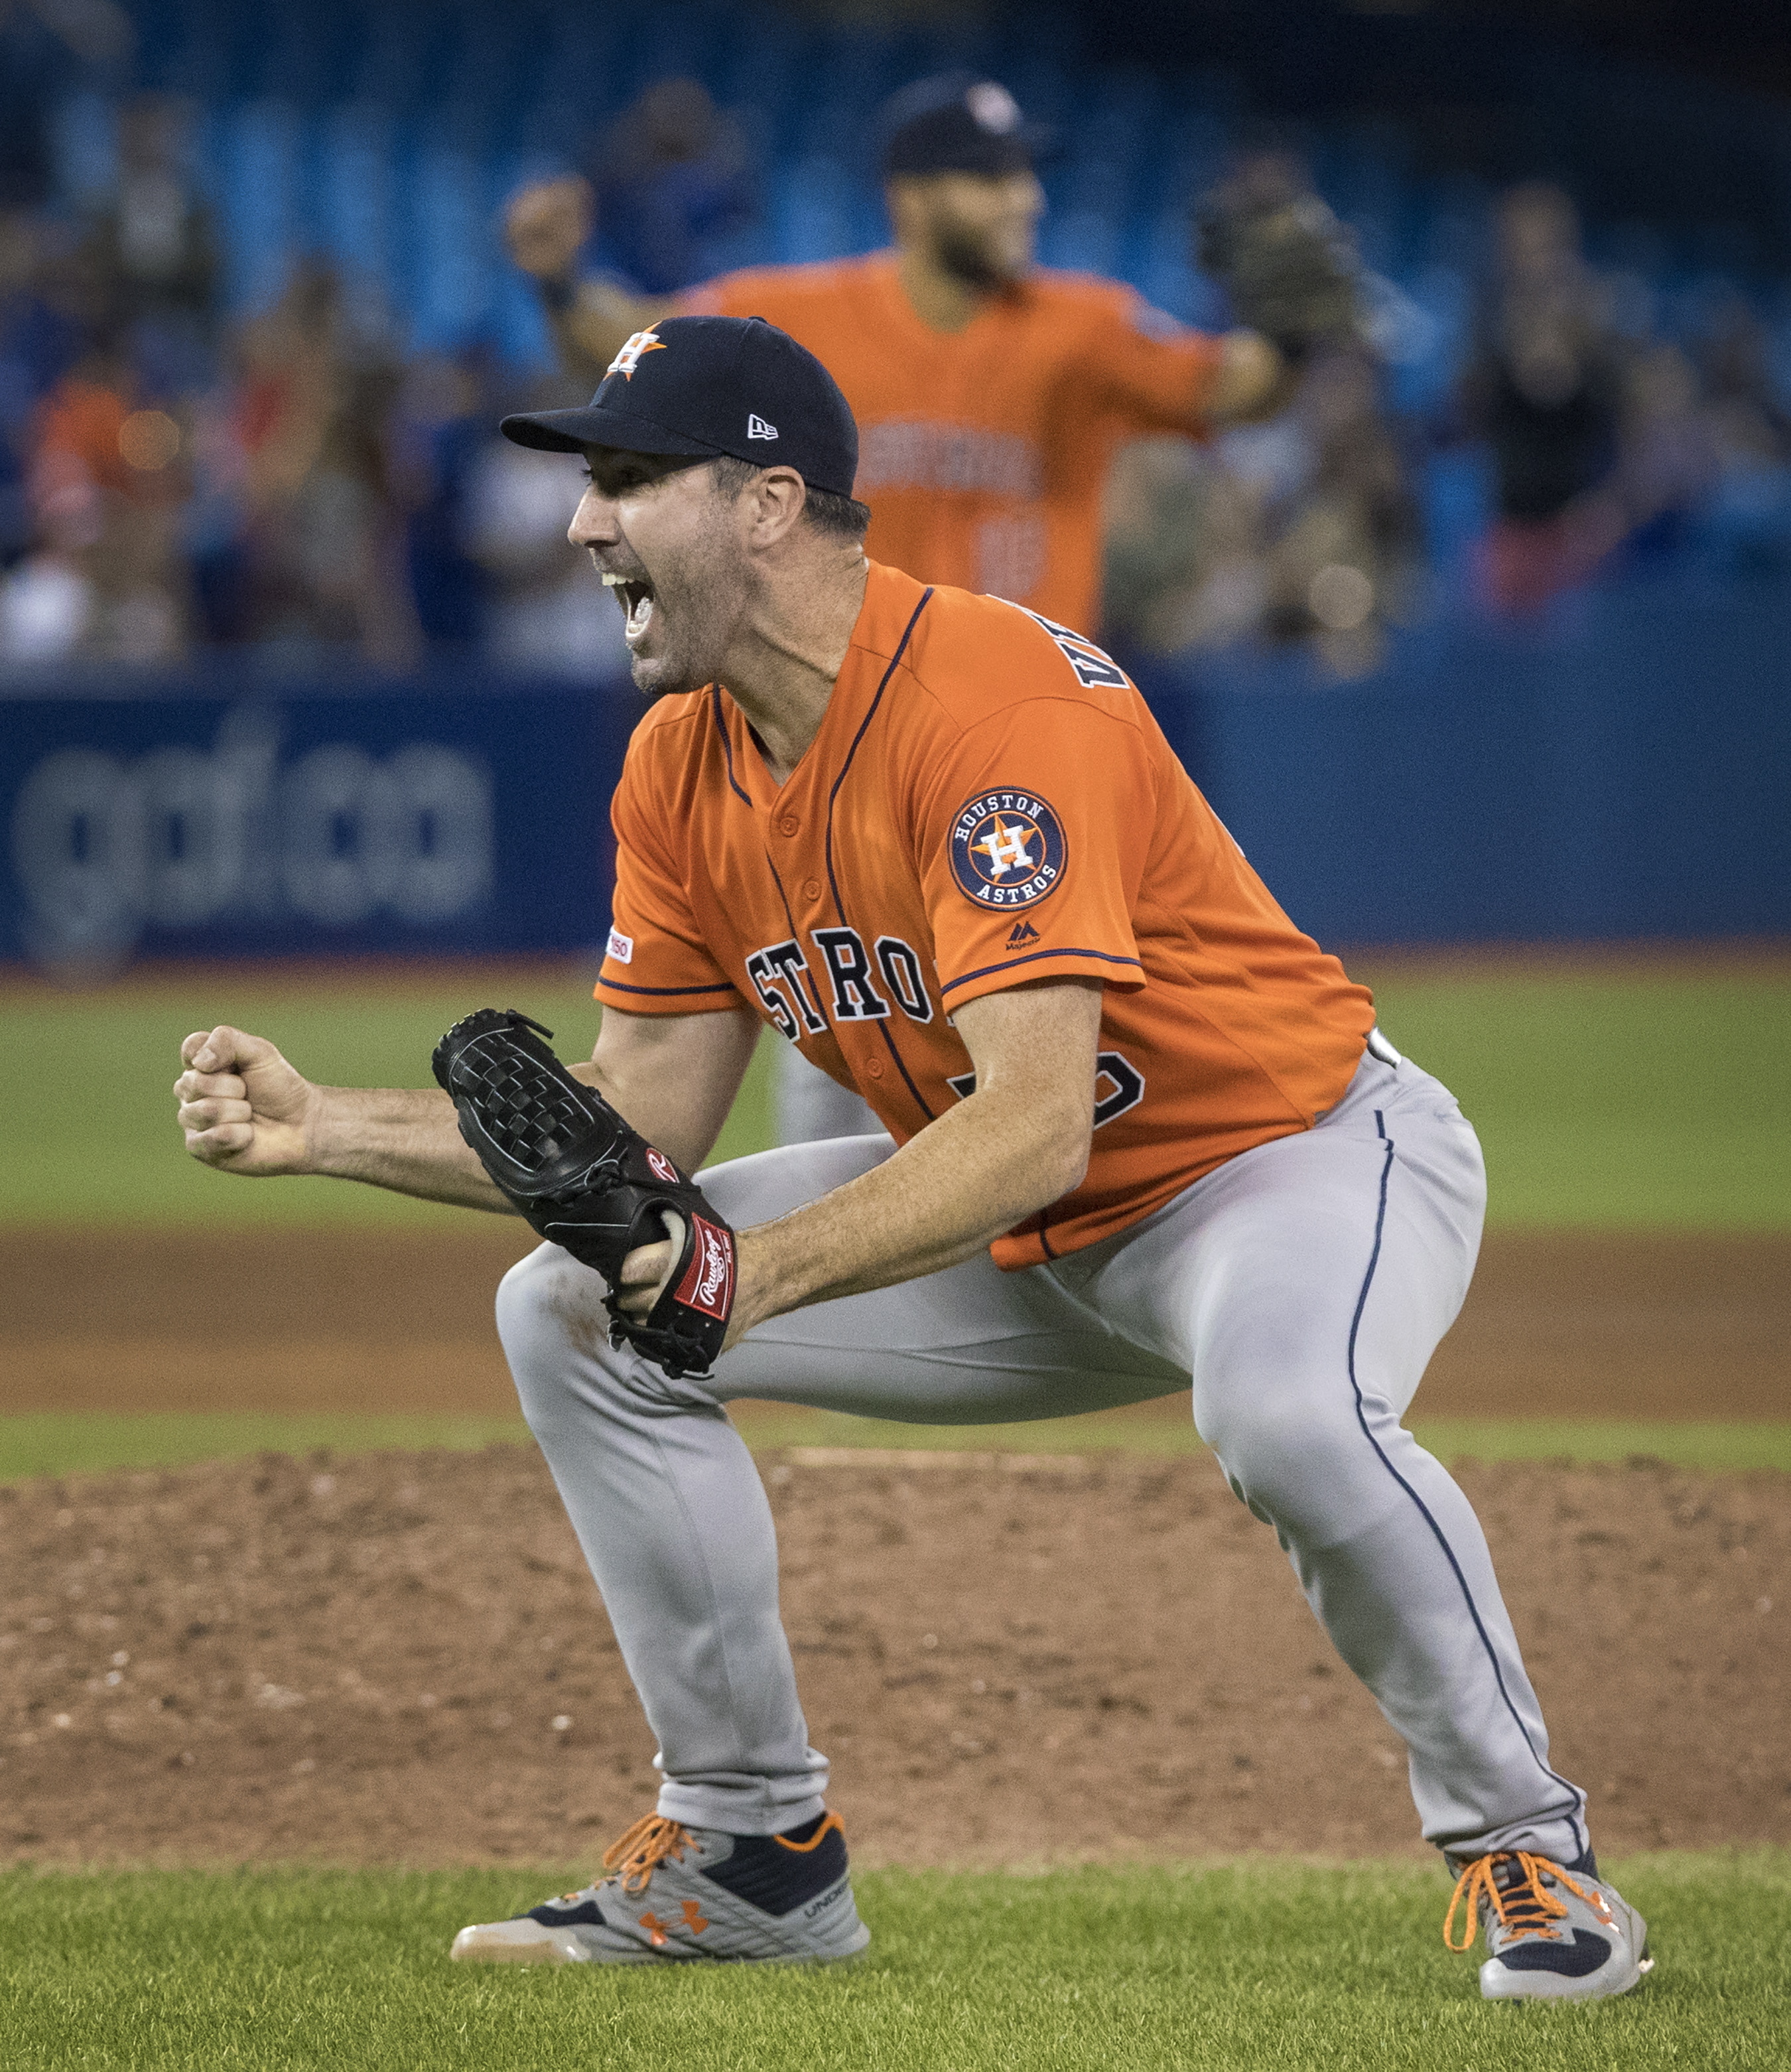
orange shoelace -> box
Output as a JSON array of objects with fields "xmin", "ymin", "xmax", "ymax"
[
  {"xmin": 599, "ymin": 1814, "xmax": 698, "ymax": 1896},
  {"xmin": 1443, "ymin": 1850, "xmax": 1601, "ymax": 1952}
]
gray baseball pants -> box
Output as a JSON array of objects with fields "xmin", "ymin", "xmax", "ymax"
[
  {"xmin": 496, "ymin": 1045, "xmax": 1591, "ymax": 1866},
  {"xmin": 773, "ymin": 1038, "xmax": 882, "ymax": 1144}
]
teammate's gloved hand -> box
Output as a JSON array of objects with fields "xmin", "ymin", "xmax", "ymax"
[
  {"xmin": 432, "ymin": 1009, "xmax": 738, "ymax": 1380},
  {"xmin": 1194, "ymin": 157, "xmax": 1367, "ymax": 368}
]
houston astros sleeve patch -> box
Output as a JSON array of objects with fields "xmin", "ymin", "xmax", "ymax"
[{"xmin": 949, "ymin": 788, "xmax": 1067, "ymax": 910}]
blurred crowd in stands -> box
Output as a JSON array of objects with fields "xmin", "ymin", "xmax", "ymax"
[
  {"xmin": 0, "ymin": 87, "xmax": 617, "ymax": 672},
  {"xmin": 4, "ymin": 76, "xmax": 1790, "ymax": 677},
  {"xmin": 1106, "ymin": 176, "xmax": 1791, "ymax": 667}
]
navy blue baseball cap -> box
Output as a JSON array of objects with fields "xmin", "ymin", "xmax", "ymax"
[
  {"xmin": 880, "ymin": 72, "xmax": 1052, "ymax": 179},
  {"xmin": 499, "ymin": 314, "xmax": 860, "ymax": 499}
]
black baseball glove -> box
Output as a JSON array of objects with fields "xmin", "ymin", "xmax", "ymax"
[
  {"xmin": 431, "ymin": 1008, "xmax": 736, "ymax": 1379},
  {"xmin": 1195, "ymin": 169, "xmax": 1366, "ymax": 366}
]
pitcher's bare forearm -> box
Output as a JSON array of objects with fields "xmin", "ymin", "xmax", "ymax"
[
  {"xmin": 316, "ymin": 1006, "xmax": 754, "ymax": 1213},
  {"xmin": 176, "ymin": 1010, "xmax": 758, "ymax": 1220},
  {"xmin": 304, "ymin": 1032, "xmax": 745, "ymax": 1208},
  {"xmin": 174, "ymin": 1023, "xmax": 514, "ymax": 1210},
  {"xmin": 722, "ymin": 981, "xmax": 1102, "ymax": 1340},
  {"xmin": 736, "ymin": 1068, "xmax": 1083, "ymax": 1325},
  {"xmin": 583, "ymin": 1004, "xmax": 761, "ymax": 1174},
  {"xmin": 304, "ymin": 1084, "xmax": 515, "ymax": 1212}
]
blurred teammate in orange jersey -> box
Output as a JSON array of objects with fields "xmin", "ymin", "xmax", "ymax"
[
  {"xmin": 505, "ymin": 73, "xmax": 1296, "ymax": 1142},
  {"xmin": 509, "ymin": 73, "xmax": 1292, "ymax": 631}
]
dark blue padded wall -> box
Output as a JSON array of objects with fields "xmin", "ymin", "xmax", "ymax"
[
  {"xmin": 5, "ymin": 575, "xmax": 1786, "ymax": 971},
  {"xmin": 1142, "ymin": 575, "xmax": 1791, "ymax": 945}
]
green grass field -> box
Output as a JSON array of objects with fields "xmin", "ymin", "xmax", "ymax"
[
  {"xmin": 3, "ymin": 961, "xmax": 1788, "ymax": 1230},
  {"xmin": 1, "ymin": 1408, "xmax": 1786, "ymax": 1485},
  {"xmin": 2, "ymin": 1854, "xmax": 1785, "ymax": 2071},
  {"xmin": 0, "ymin": 969, "xmax": 776, "ymax": 1230},
  {"xmin": 3, "ymin": 957, "xmax": 1786, "ymax": 1487},
  {"xmin": 1367, "ymin": 969, "xmax": 1791, "ymax": 1230}
]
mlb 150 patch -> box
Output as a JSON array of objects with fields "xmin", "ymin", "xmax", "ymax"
[{"xmin": 949, "ymin": 789, "xmax": 1067, "ymax": 908}]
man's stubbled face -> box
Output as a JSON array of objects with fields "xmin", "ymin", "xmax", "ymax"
[
  {"xmin": 568, "ymin": 454, "xmax": 753, "ymax": 699},
  {"xmin": 899, "ymin": 169, "xmax": 1044, "ymax": 291}
]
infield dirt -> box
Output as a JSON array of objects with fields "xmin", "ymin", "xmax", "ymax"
[
  {"xmin": 3, "ymin": 1225, "xmax": 1786, "ymax": 1868},
  {"xmin": 1, "ymin": 1443, "xmax": 1786, "ymax": 1869}
]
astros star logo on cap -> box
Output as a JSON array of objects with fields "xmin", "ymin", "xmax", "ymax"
[
  {"xmin": 966, "ymin": 82, "xmax": 1021, "ymax": 133},
  {"xmin": 606, "ymin": 330, "xmax": 667, "ymax": 381}
]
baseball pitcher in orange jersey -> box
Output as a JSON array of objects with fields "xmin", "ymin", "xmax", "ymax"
[{"xmin": 174, "ymin": 319, "xmax": 1651, "ymax": 2000}]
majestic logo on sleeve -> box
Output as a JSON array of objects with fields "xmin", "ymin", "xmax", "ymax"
[
  {"xmin": 606, "ymin": 330, "xmax": 665, "ymax": 381},
  {"xmin": 949, "ymin": 789, "xmax": 1067, "ymax": 910}
]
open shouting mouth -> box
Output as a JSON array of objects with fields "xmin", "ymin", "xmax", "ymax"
[{"xmin": 602, "ymin": 572, "xmax": 656, "ymax": 645}]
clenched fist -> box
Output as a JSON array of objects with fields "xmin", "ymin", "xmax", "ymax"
[
  {"xmin": 173, "ymin": 1026, "xmax": 317, "ymax": 1177},
  {"xmin": 505, "ymin": 176, "xmax": 595, "ymax": 283}
]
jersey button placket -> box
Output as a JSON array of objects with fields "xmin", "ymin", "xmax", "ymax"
[
  {"xmin": 801, "ymin": 877, "xmax": 821, "ymax": 901},
  {"xmin": 779, "ymin": 814, "xmax": 800, "ymax": 837}
]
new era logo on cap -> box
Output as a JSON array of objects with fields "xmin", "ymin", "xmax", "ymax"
[{"xmin": 748, "ymin": 413, "xmax": 779, "ymax": 440}]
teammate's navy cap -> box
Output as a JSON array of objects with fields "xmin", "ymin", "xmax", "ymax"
[
  {"xmin": 880, "ymin": 72, "xmax": 1051, "ymax": 179},
  {"xmin": 499, "ymin": 314, "xmax": 860, "ymax": 499}
]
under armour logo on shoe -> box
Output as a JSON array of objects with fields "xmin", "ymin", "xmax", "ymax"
[
  {"xmin": 1006, "ymin": 920, "xmax": 1041, "ymax": 947},
  {"xmin": 637, "ymin": 1911, "xmax": 669, "ymax": 1947},
  {"xmin": 681, "ymin": 1899, "xmax": 709, "ymax": 1934},
  {"xmin": 748, "ymin": 413, "xmax": 779, "ymax": 439}
]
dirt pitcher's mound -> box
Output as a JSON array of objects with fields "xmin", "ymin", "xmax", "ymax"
[{"xmin": 1, "ymin": 1446, "xmax": 1786, "ymax": 1868}]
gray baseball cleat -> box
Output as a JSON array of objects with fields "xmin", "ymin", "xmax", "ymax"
[
  {"xmin": 1445, "ymin": 1850, "xmax": 1653, "ymax": 2002},
  {"xmin": 450, "ymin": 1810, "xmax": 870, "ymax": 1966}
]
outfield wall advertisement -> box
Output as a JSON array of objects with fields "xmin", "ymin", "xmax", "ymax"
[
  {"xmin": 1, "ymin": 673, "xmax": 627, "ymax": 973},
  {"xmin": 3, "ymin": 574, "xmax": 1788, "ymax": 972}
]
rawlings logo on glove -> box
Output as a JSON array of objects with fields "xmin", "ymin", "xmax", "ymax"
[
  {"xmin": 676, "ymin": 1215, "xmax": 736, "ymax": 1321},
  {"xmin": 431, "ymin": 1008, "xmax": 736, "ymax": 1379}
]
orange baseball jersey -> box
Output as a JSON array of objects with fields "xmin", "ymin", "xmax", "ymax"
[
  {"xmin": 678, "ymin": 254, "xmax": 1225, "ymax": 634},
  {"xmin": 596, "ymin": 563, "xmax": 1376, "ymax": 1270}
]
